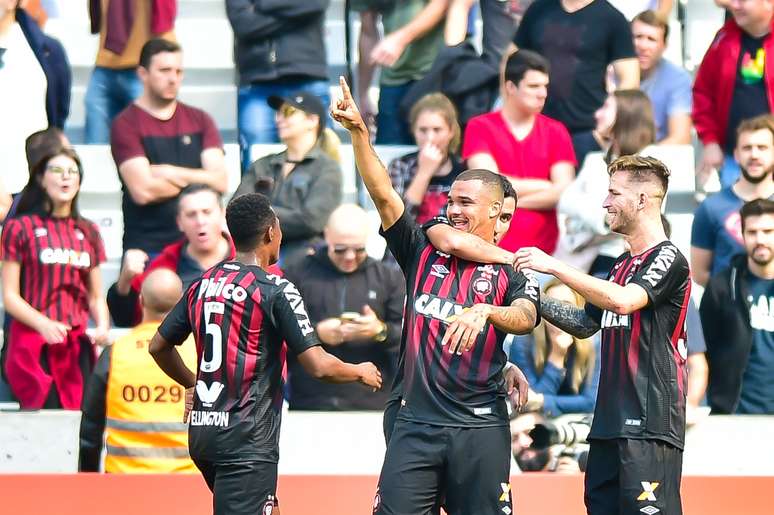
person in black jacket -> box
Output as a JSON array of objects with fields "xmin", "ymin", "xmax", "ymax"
[
  {"xmin": 700, "ymin": 198, "xmax": 774, "ymax": 414},
  {"xmin": 284, "ymin": 204, "xmax": 405, "ymax": 410},
  {"xmin": 225, "ymin": 0, "xmax": 331, "ymax": 172}
]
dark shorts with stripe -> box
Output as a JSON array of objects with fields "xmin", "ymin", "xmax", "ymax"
[
  {"xmin": 584, "ymin": 438, "xmax": 683, "ymax": 515},
  {"xmin": 193, "ymin": 459, "xmax": 280, "ymax": 515},
  {"xmin": 374, "ymin": 419, "xmax": 513, "ymax": 515}
]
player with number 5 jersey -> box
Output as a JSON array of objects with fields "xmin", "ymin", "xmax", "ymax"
[{"xmin": 149, "ymin": 193, "xmax": 382, "ymax": 515}]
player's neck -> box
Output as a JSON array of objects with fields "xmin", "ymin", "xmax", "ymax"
[
  {"xmin": 625, "ymin": 217, "xmax": 667, "ymax": 256},
  {"xmin": 234, "ymin": 249, "xmax": 272, "ymax": 270}
]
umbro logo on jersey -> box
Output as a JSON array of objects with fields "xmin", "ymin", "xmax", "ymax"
[
  {"xmin": 430, "ymin": 264, "xmax": 450, "ymax": 278},
  {"xmin": 415, "ymin": 293, "xmax": 465, "ymax": 322},
  {"xmin": 34, "ymin": 228, "xmax": 47, "ymax": 237},
  {"xmin": 640, "ymin": 506, "xmax": 660, "ymax": 515},
  {"xmin": 637, "ymin": 482, "xmax": 660, "ymax": 502}
]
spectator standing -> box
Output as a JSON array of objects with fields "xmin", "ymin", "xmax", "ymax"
[
  {"xmin": 284, "ymin": 204, "xmax": 404, "ymax": 410},
  {"xmin": 388, "ymin": 93, "xmax": 464, "ymax": 224},
  {"xmin": 0, "ymin": 0, "xmax": 70, "ymax": 193},
  {"xmin": 106, "ymin": 184, "xmax": 235, "ymax": 327},
  {"xmin": 608, "ymin": 0, "xmax": 673, "ymax": 20},
  {"xmin": 1, "ymin": 147, "xmax": 109, "ymax": 409},
  {"xmin": 691, "ymin": 115, "xmax": 774, "ymax": 286},
  {"xmin": 111, "ymin": 38, "xmax": 227, "ymax": 257},
  {"xmin": 632, "ymin": 10, "xmax": 692, "ymax": 144},
  {"xmin": 701, "ymin": 198, "xmax": 774, "ymax": 414},
  {"xmin": 464, "ymin": 49, "xmax": 576, "ymax": 254},
  {"xmin": 510, "ymin": 279, "xmax": 601, "ymax": 416},
  {"xmin": 354, "ymin": 0, "xmax": 448, "ymax": 144},
  {"xmin": 514, "ymin": 0, "xmax": 639, "ymax": 163},
  {"xmin": 86, "ymin": 0, "xmax": 175, "ymax": 143},
  {"xmin": 693, "ymin": 0, "xmax": 774, "ymax": 187},
  {"xmin": 80, "ymin": 269, "xmax": 198, "ymax": 473},
  {"xmin": 225, "ymin": 0, "xmax": 330, "ymax": 172},
  {"xmin": 234, "ymin": 92, "xmax": 342, "ymax": 268}
]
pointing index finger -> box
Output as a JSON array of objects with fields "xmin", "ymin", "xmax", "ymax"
[{"xmin": 339, "ymin": 76, "xmax": 353, "ymax": 101}]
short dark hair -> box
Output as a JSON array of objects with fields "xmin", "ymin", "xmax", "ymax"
[
  {"xmin": 456, "ymin": 168, "xmax": 505, "ymax": 201},
  {"xmin": 178, "ymin": 183, "xmax": 223, "ymax": 212},
  {"xmin": 139, "ymin": 38, "xmax": 182, "ymax": 69},
  {"xmin": 740, "ymin": 198, "xmax": 774, "ymax": 232},
  {"xmin": 608, "ymin": 155, "xmax": 670, "ymax": 197},
  {"xmin": 16, "ymin": 146, "xmax": 84, "ymax": 219},
  {"xmin": 736, "ymin": 114, "xmax": 774, "ymax": 142},
  {"xmin": 226, "ymin": 193, "xmax": 277, "ymax": 252},
  {"xmin": 499, "ymin": 174, "xmax": 517, "ymax": 203},
  {"xmin": 504, "ymin": 49, "xmax": 550, "ymax": 87},
  {"xmin": 633, "ymin": 10, "xmax": 670, "ymax": 41}
]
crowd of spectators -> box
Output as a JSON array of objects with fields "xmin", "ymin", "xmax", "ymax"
[{"xmin": 0, "ymin": 0, "xmax": 773, "ymax": 475}]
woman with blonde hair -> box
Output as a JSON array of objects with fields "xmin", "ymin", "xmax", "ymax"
[
  {"xmin": 235, "ymin": 92, "xmax": 342, "ymax": 268},
  {"xmin": 387, "ymin": 93, "xmax": 465, "ymax": 223},
  {"xmin": 509, "ymin": 278, "xmax": 600, "ymax": 415}
]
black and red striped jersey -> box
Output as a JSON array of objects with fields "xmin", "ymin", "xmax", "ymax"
[
  {"xmin": 585, "ymin": 241, "xmax": 691, "ymax": 449},
  {"xmin": 1, "ymin": 214, "xmax": 105, "ymax": 328},
  {"xmin": 382, "ymin": 212, "xmax": 540, "ymax": 427},
  {"xmin": 158, "ymin": 261, "xmax": 319, "ymax": 463}
]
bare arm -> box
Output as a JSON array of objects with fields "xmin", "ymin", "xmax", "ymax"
[
  {"xmin": 486, "ymin": 299, "xmax": 538, "ymax": 335},
  {"xmin": 443, "ymin": 299, "xmax": 538, "ymax": 353},
  {"xmin": 371, "ymin": 0, "xmax": 450, "ymax": 67},
  {"xmin": 332, "ymin": 77, "xmax": 405, "ymax": 229},
  {"xmin": 690, "ymin": 246, "xmax": 713, "ymax": 287},
  {"xmin": 357, "ymin": 10, "xmax": 380, "ymax": 120},
  {"xmin": 444, "ymin": 0, "xmax": 476, "ymax": 45},
  {"xmin": 149, "ymin": 332, "xmax": 197, "ymax": 388},
  {"xmin": 296, "ymin": 345, "xmax": 382, "ymax": 388},
  {"xmin": 467, "ymin": 152, "xmax": 499, "ymax": 173},
  {"xmin": 612, "ymin": 58, "xmax": 640, "ymax": 89},
  {"xmin": 686, "ymin": 352, "xmax": 708, "ymax": 408},
  {"xmin": 87, "ymin": 267, "xmax": 110, "ymax": 346},
  {"xmin": 152, "ymin": 148, "xmax": 229, "ymax": 193},
  {"xmin": 657, "ymin": 0, "xmax": 674, "ymax": 19},
  {"xmin": 426, "ymin": 223, "xmax": 514, "ymax": 264},
  {"xmin": 540, "ymin": 296, "xmax": 600, "ymax": 339},
  {"xmin": 659, "ymin": 114, "xmax": 692, "ymax": 145},
  {"xmin": 119, "ymin": 157, "xmax": 183, "ymax": 205},
  {"xmin": 515, "ymin": 162, "xmax": 575, "ymax": 210},
  {"xmin": 2, "ymin": 261, "xmax": 67, "ymax": 338}
]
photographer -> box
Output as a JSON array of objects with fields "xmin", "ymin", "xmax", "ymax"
[{"xmin": 510, "ymin": 413, "xmax": 591, "ymax": 474}]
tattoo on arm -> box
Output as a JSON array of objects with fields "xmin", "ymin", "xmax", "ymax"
[
  {"xmin": 368, "ymin": 142, "xmax": 386, "ymax": 169},
  {"xmin": 540, "ymin": 297, "xmax": 600, "ymax": 339},
  {"xmin": 489, "ymin": 300, "xmax": 538, "ymax": 335}
]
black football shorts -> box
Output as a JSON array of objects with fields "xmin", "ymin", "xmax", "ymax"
[{"xmin": 193, "ymin": 458, "xmax": 280, "ymax": 515}]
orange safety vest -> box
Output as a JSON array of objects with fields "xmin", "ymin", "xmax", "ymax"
[{"xmin": 104, "ymin": 322, "xmax": 198, "ymax": 473}]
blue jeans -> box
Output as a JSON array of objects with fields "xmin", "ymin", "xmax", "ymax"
[
  {"xmin": 720, "ymin": 154, "xmax": 742, "ymax": 188},
  {"xmin": 237, "ymin": 79, "xmax": 330, "ymax": 173},
  {"xmin": 84, "ymin": 67, "xmax": 143, "ymax": 143},
  {"xmin": 376, "ymin": 82, "xmax": 414, "ymax": 145}
]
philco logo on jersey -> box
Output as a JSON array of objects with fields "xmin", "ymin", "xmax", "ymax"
[
  {"xmin": 198, "ymin": 277, "xmax": 248, "ymax": 302},
  {"xmin": 415, "ymin": 293, "xmax": 465, "ymax": 322},
  {"xmin": 267, "ymin": 274, "xmax": 314, "ymax": 336},
  {"xmin": 39, "ymin": 248, "xmax": 91, "ymax": 267},
  {"xmin": 601, "ymin": 310, "xmax": 630, "ymax": 329},
  {"xmin": 641, "ymin": 246, "xmax": 678, "ymax": 287}
]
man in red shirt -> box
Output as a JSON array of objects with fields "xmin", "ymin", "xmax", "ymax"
[{"xmin": 463, "ymin": 49, "xmax": 576, "ymax": 255}]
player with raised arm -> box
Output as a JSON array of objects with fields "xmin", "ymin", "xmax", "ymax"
[
  {"xmin": 148, "ymin": 193, "xmax": 382, "ymax": 515},
  {"xmin": 332, "ymin": 77, "xmax": 539, "ymax": 515},
  {"xmin": 512, "ymin": 156, "xmax": 690, "ymax": 515}
]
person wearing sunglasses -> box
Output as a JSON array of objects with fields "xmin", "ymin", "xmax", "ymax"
[
  {"xmin": 283, "ymin": 203, "xmax": 405, "ymax": 410},
  {"xmin": 1, "ymin": 147, "xmax": 110, "ymax": 410},
  {"xmin": 234, "ymin": 92, "xmax": 343, "ymax": 269}
]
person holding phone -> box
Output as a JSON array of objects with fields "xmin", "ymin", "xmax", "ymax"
[{"xmin": 283, "ymin": 204, "xmax": 406, "ymax": 410}]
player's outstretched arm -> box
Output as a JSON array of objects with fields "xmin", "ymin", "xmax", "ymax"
[
  {"xmin": 297, "ymin": 346, "xmax": 383, "ymax": 390},
  {"xmin": 540, "ymin": 296, "xmax": 600, "ymax": 339},
  {"xmin": 331, "ymin": 76, "xmax": 405, "ymax": 230},
  {"xmin": 149, "ymin": 332, "xmax": 197, "ymax": 388},
  {"xmin": 514, "ymin": 247, "xmax": 649, "ymax": 315},
  {"xmin": 426, "ymin": 224, "xmax": 515, "ymax": 265}
]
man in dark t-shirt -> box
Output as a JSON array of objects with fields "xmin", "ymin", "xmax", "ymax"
[
  {"xmin": 148, "ymin": 193, "xmax": 382, "ymax": 515},
  {"xmin": 515, "ymin": 155, "xmax": 690, "ymax": 515},
  {"xmin": 514, "ymin": 0, "xmax": 639, "ymax": 163},
  {"xmin": 110, "ymin": 38, "xmax": 228, "ymax": 256},
  {"xmin": 333, "ymin": 77, "xmax": 539, "ymax": 515}
]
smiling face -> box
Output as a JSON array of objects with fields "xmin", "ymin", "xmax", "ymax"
[
  {"xmin": 177, "ymin": 190, "xmax": 224, "ymax": 254},
  {"xmin": 446, "ymin": 179, "xmax": 501, "ymax": 241},
  {"xmin": 40, "ymin": 154, "xmax": 81, "ymax": 209},
  {"xmin": 602, "ymin": 171, "xmax": 640, "ymax": 235}
]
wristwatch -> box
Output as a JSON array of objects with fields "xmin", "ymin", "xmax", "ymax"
[{"xmin": 374, "ymin": 321, "xmax": 388, "ymax": 342}]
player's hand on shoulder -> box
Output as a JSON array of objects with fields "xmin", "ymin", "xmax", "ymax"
[
  {"xmin": 443, "ymin": 304, "xmax": 491, "ymax": 355},
  {"xmin": 513, "ymin": 247, "xmax": 558, "ymax": 275},
  {"xmin": 356, "ymin": 362, "xmax": 383, "ymax": 391}
]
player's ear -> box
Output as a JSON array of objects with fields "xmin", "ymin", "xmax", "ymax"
[
  {"xmin": 266, "ymin": 224, "xmax": 275, "ymax": 244},
  {"xmin": 489, "ymin": 200, "xmax": 502, "ymax": 219}
]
